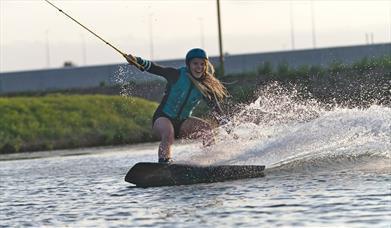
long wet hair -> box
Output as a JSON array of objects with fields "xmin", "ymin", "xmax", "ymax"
[{"xmin": 187, "ymin": 59, "xmax": 229, "ymax": 102}]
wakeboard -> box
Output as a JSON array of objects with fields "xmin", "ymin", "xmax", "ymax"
[{"xmin": 124, "ymin": 162, "xmax": 265, "ymax": 187}]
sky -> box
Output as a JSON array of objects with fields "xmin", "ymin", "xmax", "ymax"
[{"xmin": 1, "ymin": 0, "xmax": 390, "ymax": 72}]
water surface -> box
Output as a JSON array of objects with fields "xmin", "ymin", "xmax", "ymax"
[{"xmin": 1, "ymin": 104, "xmax": 390, "ymax": 227}]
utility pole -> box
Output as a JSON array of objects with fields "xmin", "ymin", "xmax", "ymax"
[{"xmin": 216, "ymin": 0, "xmax": 224, "ymax": 76}]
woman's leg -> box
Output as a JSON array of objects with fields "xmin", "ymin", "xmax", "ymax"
[
  {"xmin": 152, "ymin": 117, "xmax": 175, "ymax": 161},
  {"xmin": 179, "ymin": 117, "xmax": 215, "ymax": 146}
]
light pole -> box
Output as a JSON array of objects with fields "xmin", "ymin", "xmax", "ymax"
[
  {"xmin": 310, "ymin": 0, "xmax": 317, "ymax": 49},
  {"xmin": 365, "ymin": 33, "xmax": 369, "ymax": 44},
  {"xmin": 199, "ymin": 17, "xmax": 205, "ymax": 49},
  {"xmin": 149, "ymin": 13, "xmax": 154, "ymax": 61},
  {"xmin": 81, "ymin": 33, "xmax": 87, "ymax": 65},
  {"xmin": 216, "ymin": 0, "xmax": 224, "ymax": 76},
  {"xmin": 389, "ymin": 0, "xmax": 391, "ymax": 43},
  {"xmin": 370, "ymin": 32, "xmax": 374, "ymax": 44},
  {"xmin": 45, "ymin": 29, "xmax": 51, "ymax": 68},
  {"xmin": 289, "ymin": 0, "xmax": 295, "ymax": 50}
]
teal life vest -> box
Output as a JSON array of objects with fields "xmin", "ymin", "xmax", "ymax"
[{"xmin": 162, "ymin": 67, "xmax": 203, "ymax": 120}]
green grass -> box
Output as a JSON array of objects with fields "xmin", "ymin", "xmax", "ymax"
[
  {"xmin": 249, "ymin": 55, "xmax": 391, "ymax": 81},
  {"xmin": 0, "ymin": 95, "xmax": 158, "ymax": 153},
  {"xmin": 252, "ymin": 55, "xmax": 391, "ymax": 80}
]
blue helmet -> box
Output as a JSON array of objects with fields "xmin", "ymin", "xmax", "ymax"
[{"xmin": 185, "ymin": 48, "xmax": 208, "ymax": 65}]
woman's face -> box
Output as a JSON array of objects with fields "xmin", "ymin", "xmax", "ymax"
[{"xmin": 189, "ymin": 58, "xmax": 206, "ymax": 78}]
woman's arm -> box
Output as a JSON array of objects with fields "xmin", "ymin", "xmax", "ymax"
[{"xmin": 134, "ymin": 56, "xmax": 179, "ymax": 83}]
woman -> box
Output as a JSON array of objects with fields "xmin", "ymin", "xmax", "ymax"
[{"xmin": 126, "ymin": 48, "xmax": 228, "ymax": 164}]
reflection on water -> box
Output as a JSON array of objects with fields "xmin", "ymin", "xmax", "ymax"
[
  {"xmin": 1, "ymin": 93, "xmax": 390, "ymax": 227},
  {"xmin": 0, "ymin": 143, "xmax": 390, "ymax": 227}
]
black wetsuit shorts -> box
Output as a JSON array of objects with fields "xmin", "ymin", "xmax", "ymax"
[{"xmin": 152, "ymin": 107, "xmax": 186, "ymax": 139}]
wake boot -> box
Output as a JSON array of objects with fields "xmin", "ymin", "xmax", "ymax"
[{"xmin": 158, "ymin": 157, "xmax": 173, "ymax": 164}]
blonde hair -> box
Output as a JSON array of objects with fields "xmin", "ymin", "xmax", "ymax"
[{"xmin": 187, "ymin": 60, "xmax": 229, "ymax": 102}]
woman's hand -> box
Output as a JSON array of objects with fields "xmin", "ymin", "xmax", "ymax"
[
  {"xmin": 125, "ymin": 55, "xmax": 151, "ymax": 72},
  {"xmin": 123, "ymin": 54, "xmax": 137, "ymax": 65}
]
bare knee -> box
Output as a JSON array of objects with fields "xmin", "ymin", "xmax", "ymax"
[{"xmin": 153, "ymin": 117, "xmax": 175, "ymax": 144}]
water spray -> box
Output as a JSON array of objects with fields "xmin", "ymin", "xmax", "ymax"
[{"xmin": 43, "ymin": 0, "xmax": 144, "ymax": 70}]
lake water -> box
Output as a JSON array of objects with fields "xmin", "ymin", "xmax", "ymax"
[{"xmin": 1, "ymin": 100, "xmax": 390, "ymax": 227}]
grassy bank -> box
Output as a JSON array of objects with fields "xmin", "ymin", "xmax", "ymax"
[{"xmin": 0, "ymin": 95, "xmax": 158, "ymax": 153}]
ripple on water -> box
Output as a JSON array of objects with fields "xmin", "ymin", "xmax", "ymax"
[{"xmin": 1, "ymin": 141, "xmax": 390, "ymax": 227}]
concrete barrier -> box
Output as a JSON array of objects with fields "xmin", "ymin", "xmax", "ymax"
[{"xmin": 0, "ymin": 43, "xmax": 389, "ymax": 94}]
